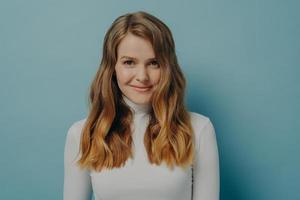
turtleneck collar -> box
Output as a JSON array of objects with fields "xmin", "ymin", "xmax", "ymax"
[{"xmin": 122, "ymin": 94, "xmax": 151, "ymax": 115}]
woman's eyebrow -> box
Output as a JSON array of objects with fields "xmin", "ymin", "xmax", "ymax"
[{"xmin": 120, "ymin": 56, "xmax": 157, "ymax": 61}]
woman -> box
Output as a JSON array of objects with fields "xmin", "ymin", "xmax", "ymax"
[{"xmin": 64, "ymin": 11, "xmax": 219, "ymax": 200}]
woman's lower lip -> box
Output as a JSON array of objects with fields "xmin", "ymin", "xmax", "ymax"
[{"xmin": 131, "ymin": 86, "xmax": 152, "ymax": 92}]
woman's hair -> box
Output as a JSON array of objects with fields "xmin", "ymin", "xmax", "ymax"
[{"xmin": 77, "ymin": 11, "xmax": 195, "ymax": 172}]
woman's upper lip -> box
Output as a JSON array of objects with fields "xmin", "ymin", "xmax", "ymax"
[{"xmin": 130, "ymin": 85, "xmax": 152, "ymax": 88}]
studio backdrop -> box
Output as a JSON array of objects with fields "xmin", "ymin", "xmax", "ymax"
[{"xmin": 0, "ymin": 0, "xmax": 299, "ymax": 199}]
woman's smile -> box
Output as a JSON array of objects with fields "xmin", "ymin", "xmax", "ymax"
[{"xmin": 130, "ymin": 85, "xmax": 153, "ymax": 92}]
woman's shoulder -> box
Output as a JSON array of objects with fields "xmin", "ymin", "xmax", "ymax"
[
  {"xmin": 66, "ymin": 117, "xmax": 87, "ymax": 141},
  {"xmin": 188, "ymin": 111, "xmax": 212, "ymax": 130},
  {"xmin": 188, "ymin": 111, "xmax": 216, "ymax": 150}
]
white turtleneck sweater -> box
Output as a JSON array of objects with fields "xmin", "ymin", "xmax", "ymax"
[{"xmin": 64, "ymin": 96, "xmax": 220, "ymax": 200}]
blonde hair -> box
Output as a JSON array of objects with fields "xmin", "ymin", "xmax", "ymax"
[{"xmin": 77, "ymin": 11, "xmax": 195, "ymax": 172}]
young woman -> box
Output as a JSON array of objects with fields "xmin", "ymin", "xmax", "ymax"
[{"xmin": 64, "ymin": 11, "xmax": 219, "ymax": 200}]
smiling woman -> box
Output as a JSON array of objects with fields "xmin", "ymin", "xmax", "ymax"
[
  {"xmin": 115, "ymin": 32, "xmax": 161, "ymax": 104},
  {"xmin": 63, "ymin": 11, "xmax": 219, "ymax": 200}
]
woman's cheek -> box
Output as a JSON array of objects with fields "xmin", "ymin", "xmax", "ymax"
[{"xmin": 122, "ymin": 69, "xmax": 134, "ymax": 79}]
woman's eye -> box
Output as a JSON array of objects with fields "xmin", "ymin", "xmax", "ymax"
[
  {"xmin": 123, "ymin": 60, "xmax": 134, "ymax": 65},
  {"xmin": 149, "ymin": 60, "xmax": 159, "ymax": 67}
]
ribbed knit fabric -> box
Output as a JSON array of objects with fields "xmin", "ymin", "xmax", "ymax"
[{"xmin": 64, "ymin": 96, "xmax": 219, "ymax": 200}]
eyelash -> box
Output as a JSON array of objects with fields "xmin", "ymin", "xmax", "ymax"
[
  {"xmin": 123, "ymin": 60, "xmax": 159, "ymax": 67},
  {"xmin": 123, "ymin": 60, "xmax": 134, "ymax": 65}
]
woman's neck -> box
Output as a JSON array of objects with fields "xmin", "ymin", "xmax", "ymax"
[{"xmin": 122, "ymin": 94, "xmax": 151, "ymax": 115}]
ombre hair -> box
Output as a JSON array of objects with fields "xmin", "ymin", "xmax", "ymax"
[{"xmin": 77, "ymin": 11, "xmax": 195, "ymax": 172}]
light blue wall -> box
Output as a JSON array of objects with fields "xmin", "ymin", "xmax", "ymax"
[{"xmin": 0, "ymin": 0, "xmax": 299, "ymax": 199}]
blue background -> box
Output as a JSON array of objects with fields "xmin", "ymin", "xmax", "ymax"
[{"xmin": 0, "ymin": 0, "xmax": 299, "ymax": 199}]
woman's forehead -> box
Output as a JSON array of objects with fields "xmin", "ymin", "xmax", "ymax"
[{"xmin": 117, "ymin": 33, "xmax": 156, "ymax": 60}]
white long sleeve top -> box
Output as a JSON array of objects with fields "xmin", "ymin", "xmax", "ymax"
[{"xmin": 64, "ymin": 96, "xmax": 220, "ymax": 200}]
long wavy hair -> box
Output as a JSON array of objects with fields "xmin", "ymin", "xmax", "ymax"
[{"xmin": 77, "ymin": 11, "xmax": 195, "ymax": 172}]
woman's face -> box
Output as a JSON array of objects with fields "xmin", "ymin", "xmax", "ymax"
[{"xmin": 115, "ymin": 32, "xmax": 161, "ymax": 105}]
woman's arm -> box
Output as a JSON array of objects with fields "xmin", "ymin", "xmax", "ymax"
[
  {"xmin": 193, "ymin": 119, "xmax": 220, "ymax": 200},
  {"xmin": 63, "ymin": 122, "xmax": 93, "ymax": 200}
]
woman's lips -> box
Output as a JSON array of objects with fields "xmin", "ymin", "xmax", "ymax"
[{"xmin": 130, "ymin": 85, "xmax": 152, "ymax": 92}]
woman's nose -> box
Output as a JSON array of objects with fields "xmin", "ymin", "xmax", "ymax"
[{"xmin": 136, "ymin": 65, "xmax": 149, "ymax": 82}]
